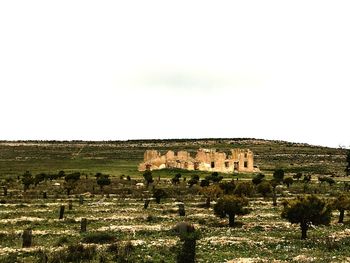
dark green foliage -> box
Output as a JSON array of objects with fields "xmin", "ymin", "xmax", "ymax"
[
  {"xmin": 318, "ymin": 176, "xmax": 335, "ymax": 186},
  {"xmin": 188, "ymin": 175, "xmax": 199, "ymax": 187},
  {"xmin": 174, "ymin": 222, "xmax": 199, "ymax": 263},
  {"xmin": 50, "ymin": 244, "xmax": 97, "ymax": 263},
  {"xmin": 252, "ymin": 173, "xmax": 265, "ymax": 185},
  {"xmin": 58, "ymin": 170, "xmax": 65, "ymax": 178},
  {"xmin": 293, "ymin": 172, "xmax": 303, "ymax": 180},
  {"xmin": 200, "ymin": 179, "xmax": 209, "ymax": 187},
  {"xmin": 205, "ymin": 172, "xmax": 223, "ymax": 183},
  {"xmin": 273, "ymin": 169, "xmax": 285, "ymax": 183},
  {"xmin": 234, "ymin": 182, "xmax": 254, "ymax": 197},
  {"xmin": 256, "ymin": 181, "xmax": 272, "ymax": 197},
  {"xmin": 172, "ymin": 173, "xmax": 182, "ymax": 185},
  {"xmin": 346, "ymin": 150, "xmax": 350, "ymax": 176},
  {"xmin": 283, "ymin": 177, "xmax": 294, "ymax": 188},
  {"xmin": 219, "ymin": 181, "xmax": 236, "ymax": 194},
  {"xmin": 332, "ymin": 194, "xmax": 350, "ymax": 223},
  {"xmin": 153, "ymin": 188, "xmax": 167, "ymax": 204},
  {"xmin": 281, "ymin": 195, "xmax": 332, "ymax": 239},
  {"xmin": 34, "ymin": 173, "xmax": 47, "ymax": 186},
  {"xmin": 96, "ymin": 173, "xmax": 111, "ymax": 191},
  {"xmin": 143, "ymin": 171, "xmax": 154, "ymax": 186},
  {"xmin": 214, "ymin": 195, "xmax": 250, "ymax": 227},
  {"xmin": 64, "ymin": 172, "xmax": 80, "ymax": 196},
  {"xmin": 81, "ymin": 232, "xmax": 116, "ymax": 244},
  {"xmin": 21, "ymin": 171, "xmax": 34, "ymax": 192},
  {"xmin": 303, "ymin": 174, "xmax": 311, "ymax": 183},
  {"xmin": 65, "ymin": 172, "xmax": 81, "ymax": 182}
]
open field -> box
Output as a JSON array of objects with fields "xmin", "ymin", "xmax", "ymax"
[
  {"xmin": 0, "ymin": 139, "xmax": 347, "ymax": 178},
  {"xmin": 0, "ymin": 139, "xmax": 349, "ymax": 262}
]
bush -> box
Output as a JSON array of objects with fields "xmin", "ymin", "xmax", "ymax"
[
  {"xmin": 50, "ymin": 244, "xmax": 97, "ymax": 263},
  {"xmin": 214, "ymin": 195, "xmax": 250, "ymax": 227},
  {"xmin": 256, "ymin": 181, "xmax": 272, "ymax": 197},
  {"xmin": 252, "ymin": 173, "xmax": 265, "ymax": 185},
  {"xmin": 81, "ymin": 232, "xmax": 116, "ymax": 244},
  {"xmin": 219, "ymin": 181, "xmax": 236, "ymax": 194},
  {"xmin": 281, "ymin": 195, "xmax": 331, "ymax": 239},
  {"xmin": 234, "ymin": 182, "xmax": 254, "ymax": 197}
]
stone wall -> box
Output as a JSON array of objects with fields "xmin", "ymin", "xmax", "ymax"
[{"xmin": 138, "ymin": 148, "xmax": 255, "ymax": 173}]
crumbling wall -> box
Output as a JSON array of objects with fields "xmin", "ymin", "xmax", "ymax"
[{"xmin": 138, "ymin": 148, "xmax": 255, "ymax": 173}]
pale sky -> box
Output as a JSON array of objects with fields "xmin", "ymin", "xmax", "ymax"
[{"xmin": 0, "ymin": 1, "xmax": 349, "ymax": 148}]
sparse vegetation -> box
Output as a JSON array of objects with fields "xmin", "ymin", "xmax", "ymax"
[{"xmin": 0, "ymin": 139, "xmax": 349, "ymax": 262}]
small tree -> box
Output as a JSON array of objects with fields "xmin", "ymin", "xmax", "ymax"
[
  {"xmin": 234, "ymin": 182, "xmax": 254, "ymax": 197},
  {"xmin": 281, "ymin": 195, "xmax": 332, "ymax": 239},
  {"xmin": 293, "ymin": 172, "xmax": 303, "ymax": 181},
  {"xmin": 214, "ymin": 195, "xmax": 250, "ymax": 227},
  {"xmin": 34, "ymin": 173, "xmax": 47, "ymax": 187},
  {"xmin": 205, "ymin": 172, "xmax": 223, "ymax": 183},
  {"xmin": 273, "ymin": 169, "xmax": 285, "ymax": 183},
  {"xmin": 64, "ymin": 172, "xmax": 81, "ymax": 196},
  {"xmin": 219, "ymin": 181, "xmax": 236, "ymax": 194},
  {"xmin": 143, "ymin": 171, "xmax": 154, "ymax": 187},
  {"xmin": 200, "ymin": 179, "xmax": 210, "ymax": 187},
  {"xmin": 332, "ymin": 194, "xmax": 350, "ymax": 223},
  {"xmin": 283, "ymin": 177, "xmax": 294, "ymax": 188},
  {"xmin": 200, "ymin": 184, "xmax": 223, "ymax": 208},
  {"xmin": 346, "ymin": 150, "xmax": 350, "ymax": 176},
  {"xmin": 21, "ymin": 171, "xmax": 34, "ymax": 192},
  {"xmin": 188, "ymin": 175, "xmax": 199, "ymax": 187},
  {"xmin": 171, "ymin": 173, "xmax": 182, "ymax": 185},
  {"xmin": 153, "ymin": 188, "xmax": 167, "ymax": 204},
  {"xmin": 252, "ymin": 173, "xmax": 265, "ymax": 185},
  {"xmin": 96, "ymin": 173, "xmax": 111, "ymax": 192},
  {"xmin": 256, "ymin": 181, "xmax": 272, "ymax": 197}
]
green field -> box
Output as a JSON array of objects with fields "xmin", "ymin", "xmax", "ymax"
[{"xmin": 0, "ymin": 139, "xmax": 349, "ymax": 262}]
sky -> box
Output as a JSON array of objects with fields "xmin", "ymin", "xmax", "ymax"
[{"xmin": 0, "ymin": 1, "xmax": 349, "ymax": 148}]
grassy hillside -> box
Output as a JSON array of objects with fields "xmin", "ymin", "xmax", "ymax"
[{"xmin": 0, "ymin": 138, "xmax": 347, "ymax": 178}]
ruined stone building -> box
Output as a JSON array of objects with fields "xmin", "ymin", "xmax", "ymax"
[{"xmin": 138, "ymin": 148, "xmax": 255, "ymax": 173}]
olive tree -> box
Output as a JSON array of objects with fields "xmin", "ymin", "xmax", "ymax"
[
  {"xmin": 21, "ymin": 171, "xmax": 34, "ymax": 192},
  {"xmin": 95, "ymin": 173, "xmax": 111, "ymax": 192},
  {"xmin": 200, "ymin": 184, "xmax": 223, "ymax": 208},
  {"xmin": 332, "ymin": 194, "xmax": 350, "ymax": 223},
  {"xmin": 346, "ymin": 150, "xmax": 350, "ymax": 176},
  {"xmin": 214, "ymin": 195, "xmax": 250, "ymax": 227},
  {"xmin": 281, "ymin": 195, "xmax": 331, "ymax": 239}
]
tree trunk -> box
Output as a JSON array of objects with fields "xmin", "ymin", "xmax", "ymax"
[
  {"xmin": 272, "ymin": 190, "xmax": 277, "ymax": 206},
  {"xmin": 205, "ymin": 197, "xmax": 211, "ymax": 208},
  {"xmin": 3, "ymin": 187, "xmax": 7, "ymax": 196},
  {"xmin": 80, "ymin": 218, "xmax": 87, "ymax": 233},
  {"xmin": 301, "ymin": 223, "xmax": 308, "ymax": 239},
  {"xmin": 228, "ymin": 214, "xmax": 236, "ymax": 227},
  {"xmin": 59, "ymin": 205, "xmax": 65, "ymax": 219},
  {"xmin": 144, "ymin": 199, "xmax": 150, "ymax": 209},
  {"xmin": 79, "ymin": 195, "xmax": 84, "ymax": 205},
  {"xmin": 22, "ymin": 229, "xmax": 32, "ymax": 248},
  {"xmin": 338, "ymin": 209, "xmax": 345, "ymax": 223}
]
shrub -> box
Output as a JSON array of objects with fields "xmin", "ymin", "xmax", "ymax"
[
  {"xmin": 281, "ymin": 195, "xmax": 332, "ymax": 239},
  {"xmin": 143, "ymin": 171, "xmax": 154, "ymax": 186},
  {"xmin": 81, "ymin": 232, "xmax": 116, "ymax": 244},
  {"xmin": 273, "ymin": 169, "xmax": 285, "ymax": 183},
  {"xmin": 256, "ymin": 181, "xmax": 272, "ymax": 197},
  {"xmin": 252, "ymin": 173, "xmax": 265, "ymax": 185},
  {"xmin": 234, "ymin": 182, "xmax": 254, "ymax": 197},
  {"xmin": 219, "ymin": 181, "xmax": 236, "ymax": 194},
  {"xmin": 153, "ymin": 188, "xmax": 167, "ymax": 204},
  {"xmin": 283, "ymin": 177, "xmax": 294, "ymax": 188},
  {"xmin": 214, "ymin": 195, "xmax": 250, "ymax": 227}
]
